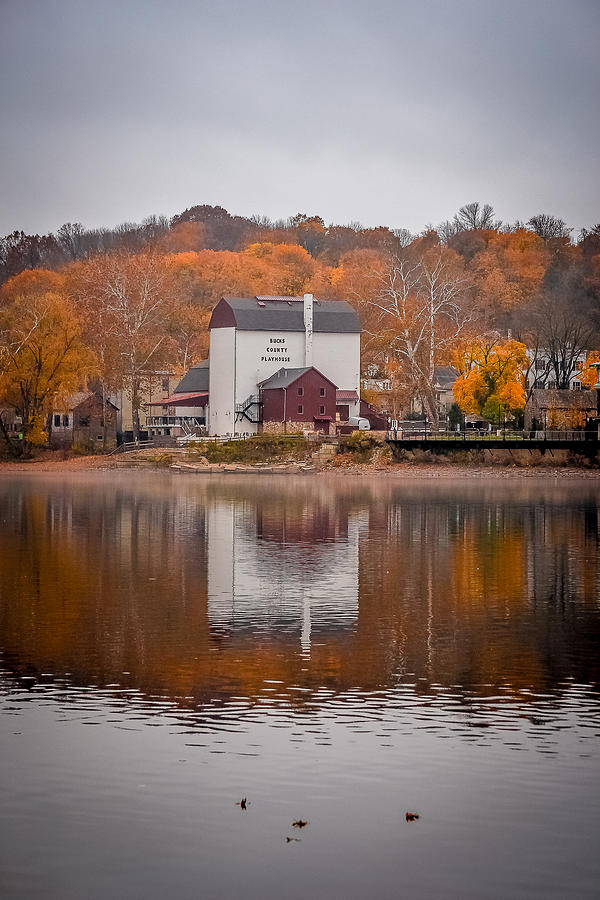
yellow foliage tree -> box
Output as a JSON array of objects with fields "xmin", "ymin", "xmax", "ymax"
[
  {"xmin": 580, "ymin": 351, "xmax": 600, "ymax": 389},
  {"xmin": 0, "ymin": 276, "xmax": 94, "ymax": 455},
  {"xmin": 453, "ymin": 338, "xmax": 527, "ymax": 423}
]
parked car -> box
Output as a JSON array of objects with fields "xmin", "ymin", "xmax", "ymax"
[{"xmin": 348, "ymin": 416, "xmax": 371, "ymax": 430}]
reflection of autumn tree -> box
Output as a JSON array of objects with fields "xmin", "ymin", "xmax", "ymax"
[
  {"xmin": 0, "ymin": 480, "xmax": 598, "ymax": 704},
  {"xmin": 357, "ymin": 488, "xmax": 600, "ymax": 694}
]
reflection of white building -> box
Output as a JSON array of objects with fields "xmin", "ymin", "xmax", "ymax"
[
  {"xmin": 208, "ymin": 294, "xmax": 361, "ymax": 435},
  {"xmin": 207, "ymin": 499, "xmax": 366, "ymax": 652}
]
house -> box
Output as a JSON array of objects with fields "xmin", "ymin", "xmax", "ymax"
[
  {"xmin": 145, "ymin": 360, "xmax": 209, "ymax": 438},
  {"xmin": 259, "ymin": 366, "xmax": 337, "ymax": 435},
  {"xmin": 48, "ymin": 392, "xmax": 118, "ymax": 451},
  {"xmin": 109, "ymin": 370, "xmax": 180, "ymax": 442},
  {"xmin": 526, "ymin": 349, "xmax": 588, "ymax": 391},
  {"xmin": 434, "ymin": 366, "xmax": 459, "ymax": 419},
  {"xmin": 208, "ymin": 294, "xmax": 361, "ymax": 435},
  {"xmin": 0, "ymin": 407, "xmax": 22, "ymax": 444},
  {"xmin": 524, "ymin": 389, "xmax": 597, "ymax": 431}
]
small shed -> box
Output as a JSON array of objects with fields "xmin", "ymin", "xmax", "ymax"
[
  {"xmin": 49, "ymin": 392, "xmax": 119, "ymax": 451},
  {"xmin": 335, "ymin": 389, "xmax": 359, "ymax": 422},
  {"xmin": 524, "ymin": 388, "xmax": 598, "ymax": 431},
  {"xmin": 259, "ymin": 366, "xmax": 338, "ymax": 434}
]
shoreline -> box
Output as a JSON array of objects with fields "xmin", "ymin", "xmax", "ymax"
[{"xmin": 2, "ymin": 453, "xmax": 600, "ymax": 478}]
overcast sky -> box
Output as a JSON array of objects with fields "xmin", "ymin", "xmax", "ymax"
[{"xmin": 1, "ymin": 0, "xmax": 599, "ymax": 237}]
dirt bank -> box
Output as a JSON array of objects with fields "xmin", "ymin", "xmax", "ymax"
[{"xmin": 2, "ymin": 451, "xmax": 600, "ymax": 478}]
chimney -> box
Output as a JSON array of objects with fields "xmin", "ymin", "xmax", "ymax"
[{"xmin": 304, "ymin": 293, "xmax": 313, "ymax": 366}]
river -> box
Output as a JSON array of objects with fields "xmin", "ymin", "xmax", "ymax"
[{"xmin": 0, "ymin": 471, "xmax": 599, "ymax": 899}]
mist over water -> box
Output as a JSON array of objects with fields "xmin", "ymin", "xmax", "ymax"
[{"xmin": 1, "ymin": 472, "xmax": 599, "ymax": 899}]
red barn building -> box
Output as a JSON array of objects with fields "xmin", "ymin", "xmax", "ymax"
[{"xmin": 259, "ymin": 367, "xmax": 337, "ymax": 434}]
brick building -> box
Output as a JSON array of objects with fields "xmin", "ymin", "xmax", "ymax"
[{"xmin": 259, "ymin": 366, "xmax": 337, "ymax": 435}]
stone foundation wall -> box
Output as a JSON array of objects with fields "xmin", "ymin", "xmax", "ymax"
[
  {"xmin": 261, "ymin": 420, "xmax": 334, "ymax": 436},
  {"xmin": 390, "ymin": 446, "xmax": 599, "ymax": 466}
]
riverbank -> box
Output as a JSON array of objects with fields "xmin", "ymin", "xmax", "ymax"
[{"xmin": 2, "ymin": 450, "xmax": 600, "ymax": 478}]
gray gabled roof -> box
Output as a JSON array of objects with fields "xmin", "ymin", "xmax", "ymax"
[
  {"xmin": 59, "ymin": 391, "xmax": 119, "ymax": 411},
  {"xmin": 258, "ymin": 367, "xmax": 313, "ymax": 390},
  {"xmin": 529, "ymin": 388, "xmax": 597, "ymax": 410},
  {"xmin": 209, "ymin": 296, "xmax": 361, "ymax": 333},
  {"xmin": 174, "ymin": 360, "xmax": 209, "ymax": 394},
  {"xmin": 259, "ymin": 366, "xmax": 338, "ymax": 390},
  {"xmin": 434, "ymin": 366, "xmax": 459, "ymax": 389}
]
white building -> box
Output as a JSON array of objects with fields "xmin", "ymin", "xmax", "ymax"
[
  {"xmin": 208, "ymin": 294, "xmax": 361, "ymax": 436},
  {"xmin": 526, "ymin": 349, "xmax": 588, "ymax": 391}
]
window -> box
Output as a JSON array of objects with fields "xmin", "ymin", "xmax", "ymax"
[
  {"xmin": 297, "ymin": 405, "xmax": 303, "ymax": 414},
  {"xmin": 297, "ymin": 387, "xmax": 304, "ymax": 396},
  {"xmin": 576, "ymin": 360, "xmax": 584, "ymax": 371},
  {"xmin": 319, "ymin": 387, "xmax": 326, "ymax": 397},
  {"xmin": 162, "ymin": 378, "xmax": 170, "ymax": 391},
  {"xmin": 62, "ymin": 414, "xmax": 69, "ymax": 427},
  {"xmin": 54, "ymin": 414, "xmax": 60, "ymax": 427},
  {"xmin": 78, "ymin": 416, "xmax": 90, "ymax": 427},
  {"xmin": 572, "ymin": 381, "xmax": 582, "ymax": 390},
  {"xmin": 319, "ymin": 405, "xmax": 325, "ymax": 415},
  {"xmin": 534, "ymin": 359, "xmax": 546, "ymax": 372}
]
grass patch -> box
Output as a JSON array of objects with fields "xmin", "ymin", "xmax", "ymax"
[
  {"xmin": 149, "ymin": 452, "xmax": 174, "ymax": 467},
  {"xmin": 337, "ymin": 431, "xmax": 382, "ymax": 463},
  {"xmin": 188, "ymin": 434, "xmax": 310, "ymax": 464}
]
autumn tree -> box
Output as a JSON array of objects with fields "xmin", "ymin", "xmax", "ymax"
[
  {"xmin": 527, "ymin": 214, "xmax": 571, "ymax": 242},
  {"xmin": 244, "ymin": 242, "xmax": 316, "ymax": 295},
  {"xmin": 580, "ymin": 352, "xmax": 600, "ymax": 389},
  {"xmin": 365, "ymin": 248, "xmax": 472, "ymax": 427},
  {"xmin": 165, "ymin": 303, "xmax": 211, "ymax": 372},
  {"xmin": 0, "ymin": 271, "xmax": 94, "ymax": 455},
  {"xmin": 525, "ymin": 294, "xmax": 594, "ymax": 390},
  {"xmin": 290, "ymin": 214, "xmax": 326, "ymax": 256},
  {"xmin": 72, "ymin": 251, "xmax": 174, "ymax": 441},
  {"xmin": 470, "ymin": 229, "xmax": 549, "ymax": 329},
  {"xmin": 455, "ymin": 201, "xmax": 499, "ymax": 231},
  {"xmin": 453, "ymin": 338, "xmax": 527, "ymax": 423}
]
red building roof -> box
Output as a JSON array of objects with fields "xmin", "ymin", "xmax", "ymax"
[
  {"xmin": 146, "ymin": 392, "xmax": 208, "ymax": 407},
  {"xmin": 336, "ymin": 390, "xmax": 359, "ymax": 402}
]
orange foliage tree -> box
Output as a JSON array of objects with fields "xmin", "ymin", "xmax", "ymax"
[
  {"xmin": 471, "ymin": 230, "xmax": 548, "ymax": 323},
  {"xmin": 0, "ymin": 270, "xmax": 94, "ymax": 455},
  {"xmin": 453, "ymin": 338, "xmax": 528, "ymax": 423}
]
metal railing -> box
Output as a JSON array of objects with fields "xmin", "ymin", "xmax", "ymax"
[
  {"xmin": 235, "ymin": 395, "xmax": 263, "ymax": 424},
  {"xmin": 385, "ymin": 428, "xmax": 595, "ymax": 442}
]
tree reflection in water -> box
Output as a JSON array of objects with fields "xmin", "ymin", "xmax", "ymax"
[{"xmin": 0, "ymin": 473, "xmax": 599, "ymax": 708}]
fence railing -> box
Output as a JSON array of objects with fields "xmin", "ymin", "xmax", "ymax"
[{"xmin": 385, "ymin": 428, "xmax": 596, "ymax": 442}]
